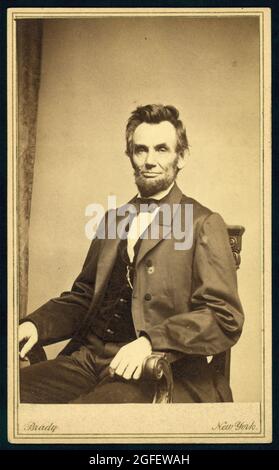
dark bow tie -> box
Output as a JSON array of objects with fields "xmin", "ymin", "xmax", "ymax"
[
  {"xmin": 136, "ymin": 197, "xmax": 160, "ymax": 213},
  {"xmin": 137, "ymin": 197, "xmax": 159, "ymax": 205}
]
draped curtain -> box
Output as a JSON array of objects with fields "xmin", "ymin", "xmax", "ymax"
[{"xmin": 17, "ymin": 20, "xmax": 43, "ymax": 318}]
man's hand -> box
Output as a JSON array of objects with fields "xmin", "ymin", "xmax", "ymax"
[
  {"xmin": 109, "ymin": 336, "xmax": 152, "ymax": 380},
  {"xmin": 19, "ymin": 322, "xmax": 39, "ymax": 359}
]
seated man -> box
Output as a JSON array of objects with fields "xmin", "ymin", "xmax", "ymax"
[{"xmin": 19, "ymin": 104, "xmax": 244, "ymax": 404}]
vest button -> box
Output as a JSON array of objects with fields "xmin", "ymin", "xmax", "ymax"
[
  {"xmin": 106, "ymin": 328, "xmax": 114, "ymax": 335},
  {"xmin": 146, "ymin": 259, "xmax": 153, "ymax": 267},
  {"xmin": 144, "ymin": 293, "xmax": 152, "ymax": 301},
  {"xmin": 114, "ymin": 313, "xmax": 121, "ymax": 319},
  {"xmin": 119, "ymin": 298, "xmax": 127, "ymax": 303}
]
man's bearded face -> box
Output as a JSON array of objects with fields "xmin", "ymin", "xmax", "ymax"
[{"xmin": 130, "ymin": 121, "xmax": 184, "ymax": 197}]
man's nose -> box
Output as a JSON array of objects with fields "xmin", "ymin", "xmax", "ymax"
[{"xmin": 144, "ymin": 151, "xmax": 157, "ymax": 168}]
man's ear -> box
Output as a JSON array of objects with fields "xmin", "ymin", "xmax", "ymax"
[
  {"xmin": 128, "ymin": 153, "xmax": 137, "ymax": 171},
  {"xmin": 176, "ymin": 151, "xmax": 187, "ymax": 170}
]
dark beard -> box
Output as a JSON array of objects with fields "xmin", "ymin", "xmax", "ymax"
[{"xmin": 134, "ymin": 171, "xmax": 177, "ymax": 197}]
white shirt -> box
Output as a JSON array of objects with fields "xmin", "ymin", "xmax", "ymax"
[{"xmin": 127, "ymin": 183, "xmax": 174, "ymax": 263}]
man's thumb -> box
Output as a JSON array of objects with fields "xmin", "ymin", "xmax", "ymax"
[{"xmin": 20, "ymin": 337, "xmax": 36, "ymax": 359}]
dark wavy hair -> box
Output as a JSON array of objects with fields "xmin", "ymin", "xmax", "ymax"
[{"xmin": 125, "ymin": 104, "xmax": 189, "ymax": 158}]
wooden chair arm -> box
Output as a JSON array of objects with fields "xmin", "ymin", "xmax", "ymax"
[
  {"xmin": 227, "ymin": 225, "xmax": 245, "ymax": 270},
  {"xmin": 142, "ymin": 349, "xmax": 232, "ymax": 403},
  {"xmin": 19, "ymin": 344, "xmax": 47, "ymax": 368},
  {"xmin": 142, "ymin": 352, "xmax": 175, "ymax": 403},
  {"xmin": 28, "ymin": 344, "xmax": 47, "ymax": 363}
]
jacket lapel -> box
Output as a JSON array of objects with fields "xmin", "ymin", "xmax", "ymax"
[{"xmin": 94, "ymin": 197, "xmax": 138, "ymax": 296}]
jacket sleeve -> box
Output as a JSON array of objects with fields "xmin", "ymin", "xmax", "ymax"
[
  {"xmin": 142, "ymin": 213, "xmax": 245, "ymax": 356},
  {"xmin": 21, "ymin": 235, "xmax": 101, "ymax": 346}
]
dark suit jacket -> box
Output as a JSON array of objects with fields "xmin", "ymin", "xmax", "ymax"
[{"xmin": 25, "ymin": 183, "xmax": 244, "ymax": 401}]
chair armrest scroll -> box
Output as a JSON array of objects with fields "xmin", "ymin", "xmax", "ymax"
[
  {"xmin": 19, "ymin": 344, "xmax": 47, "ymax": 369},
  {"xmin": 142, "ymin": 352, "xmax": 174, "ymax": 403},
  {"xmin": 227, "ymin": 225, "xmax": 245, "ymax": 269},
  {"xmin": 25, "ymin": 344, "xmax": 47, "ymax": 365}
]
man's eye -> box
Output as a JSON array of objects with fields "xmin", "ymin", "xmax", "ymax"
[
  {"xmin": 158, "ymin": 147, "xmax": 168, "ymax": 152},
  {"xmin": 136, "ymin": 148, "xmax": 146, "ymax": 155}
]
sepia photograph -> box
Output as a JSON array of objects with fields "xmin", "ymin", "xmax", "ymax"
[{"xmin": 8, "ymin": 7, "xmax": 271, "ymax": 443}]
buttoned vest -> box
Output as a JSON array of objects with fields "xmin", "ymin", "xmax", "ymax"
[{"xmin": 87, "ymin": 238, "xmax": 141, "ymax": 343}]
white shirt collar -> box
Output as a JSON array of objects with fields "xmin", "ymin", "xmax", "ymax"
[{"xmin": 138, "ymin": 182, "xmax": 175, "ymax": 201}]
